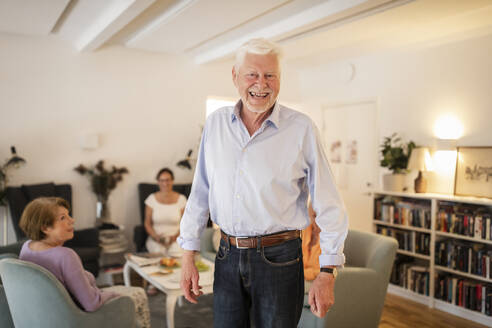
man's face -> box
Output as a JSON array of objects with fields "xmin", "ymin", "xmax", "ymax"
[{"xmin": 232, "ymin": 53, "xmax": 280, "ymax": 113}]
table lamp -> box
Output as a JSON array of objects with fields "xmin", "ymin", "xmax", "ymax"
[
  {"xmin": 407, "ymin": 147, "xmax": 432, "ymax": 193},
  {"xmin": 1, "ymin": 146, "xmax": 26, "ymax": 245}
]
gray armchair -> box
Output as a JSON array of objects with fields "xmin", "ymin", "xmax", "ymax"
[
  {"xmin": 0, "ymin": 254, "xmax": 15, "ymax": 328},
  {"xmin": 0, "ymin": 258, "xmax": 136, "ymax": 328},
  {"xmin": 200, "ymin": 227, "xmax": 217, "ymax": 261},
  {"xmin": 298, "ymin": 229, "xmax": 398, "ymax": 328}
]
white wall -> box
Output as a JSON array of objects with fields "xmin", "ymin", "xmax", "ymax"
[
  {"xmin": 295, "ymin": 33, "xmax": 492, "ymax": 198},
  {"xmin": 0, "ymin": 33, "xmax": 302, "ymax": 244}
]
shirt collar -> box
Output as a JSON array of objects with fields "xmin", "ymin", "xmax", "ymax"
[
  {"xmin": 266, "ymin": 102, "xmax": 280, "ymax": 129},
  {"xmin": 231, "ymin": 100, "xmax": 281, "ymax": 129},
  {"xmin": 231, "ymin": 100, "xmax": 242, "ymax": 122}
]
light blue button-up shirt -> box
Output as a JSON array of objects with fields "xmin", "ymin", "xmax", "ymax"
[{"xmin": 178, "ymin": 101, "xmax": 348, "ymax": 266}]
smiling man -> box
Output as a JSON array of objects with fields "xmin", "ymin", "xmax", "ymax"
[{"xmin": 178, "ymin": 38, "xmax": 348, "ymax": 327}]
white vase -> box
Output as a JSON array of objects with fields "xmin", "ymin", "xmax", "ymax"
[
  {"xmin": 382, "ymin": 173, "xmax": 407, "ymax": 192},
  {"xmin": 96, "ymin": 196, "xmax": 111, "ymax": 226}
]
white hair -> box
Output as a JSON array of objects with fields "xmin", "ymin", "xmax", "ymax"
[{"xmin": 234, "ymin": 38, "xmax": 283, "ymax": 71}]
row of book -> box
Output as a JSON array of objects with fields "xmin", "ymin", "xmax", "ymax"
[
  {"xmin": 376, "ymin": 227, "xmax": 430, "ymax": 255},
  {"xmin": 435, "ymin": 240, "xmax": 492, "ymax": 279},
  {"xmin": 390, "ymin": 255, "xmax": 430, "ymax": 296},
  {"xmin": 436, "ymin": 203, "xmax": 492, "ymax": 240},
  {"xmin": 374, "ymin": 197, "xmax": 431, "ymax": 229},
  {"xmin": 435, "ymin": 273, "xmax": 492, "ymax": 316},
  {"xmin": 415, "ymin": 232, "xmax": 431, "ymax": 256}
]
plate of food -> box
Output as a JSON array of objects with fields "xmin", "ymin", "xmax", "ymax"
[
  {"xmin": 150, "ymin": 268, "xmax": 173, "ymax": 276},
  {"xmin": 160, "ymin": 257, "xmax": 180, "ymax": 268},
  {"xmin": 195, "ymin": 260, "xmax": 210, "ymax": 272}
]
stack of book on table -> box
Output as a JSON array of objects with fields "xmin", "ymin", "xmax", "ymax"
[
  {"xmin": 99, "ymin": 228, "xmax": 128, "ymax": 253},
  {"xmin": 126, "ymin": 253, "xmax": 162, "ymax": 267}
]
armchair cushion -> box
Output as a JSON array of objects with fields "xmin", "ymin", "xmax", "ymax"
[
  {"xmin": 0, "ymin": 258, "xmax": 136, "ymax": 328},
  {"xmin": 21, "ymin": 182, "xmax": 56, "ymax": 201},
  {"xmin": 64, "ymin": 228, "xmax": 99, "ymax": 248}
]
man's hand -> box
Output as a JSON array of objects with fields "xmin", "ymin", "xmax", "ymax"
[
  {"xmin": 308, "ymin": 272, "xmax": 335, "ymax": 318},
  {"xmin": 180, "ymin": 250, "xmax": 203, "ymax": 304}
]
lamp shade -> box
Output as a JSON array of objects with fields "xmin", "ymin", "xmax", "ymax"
[
  {"xmin": 6, "ymin": 146, "xmax": 26, "ymax": 168},
  {"xmin": 407, "ymin": 147, "xmax": 433, "ymax": 171}
]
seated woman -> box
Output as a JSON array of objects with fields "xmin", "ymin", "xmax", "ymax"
[
  {"xmin": 144, "ymin": 167, "xmax": 187, "ymax": 257},
  {"xmin": 19, "ymin": 197, "xmax": 150, "ymax": 328}
]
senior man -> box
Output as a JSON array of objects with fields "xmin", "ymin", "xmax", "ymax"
[{"xmin": 178, "ymin": 38, "xmax": 348, "ymax": 327}]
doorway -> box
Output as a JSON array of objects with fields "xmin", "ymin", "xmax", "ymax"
[{"xmin": 321, "ymin": 100, "xmax": 379, "ymax": 232}]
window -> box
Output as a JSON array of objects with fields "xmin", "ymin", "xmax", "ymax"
[{"xmin": 206, "ymin": 97, "xmax": 236, "ymax": 118}]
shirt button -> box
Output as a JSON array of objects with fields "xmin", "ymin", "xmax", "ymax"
[{"xmin": 236, "ymin": 194, "xmax": 240, "ymax": 199}]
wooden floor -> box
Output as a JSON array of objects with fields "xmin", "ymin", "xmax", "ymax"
[
  {"xmin": 379, "ymin": 294, "xmax": 490, "ymax": 328},
  {"xmin": 118, "ymin": 273, "xmax": 491, "ymax": 327}
]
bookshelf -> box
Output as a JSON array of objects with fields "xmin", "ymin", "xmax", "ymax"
[{"xmin": 373, "ymin": 191, "xmax": 492, "ymax": 327}]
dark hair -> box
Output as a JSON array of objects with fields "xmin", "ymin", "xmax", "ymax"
[
  {"xmin": 156, "ymin": 167, "xmax": 174, "ymax": 180},
  {"xmin": 19, "ymin": 197, "xmax": 71, "ymax": 241}
]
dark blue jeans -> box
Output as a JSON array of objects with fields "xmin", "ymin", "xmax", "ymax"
[{"xmin": 213, "ymin": 237, "xmax": 304, "ymax": 328}]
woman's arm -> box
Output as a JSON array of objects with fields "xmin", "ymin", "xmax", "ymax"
[
  {"xmin": 61, "ymin": 249, "xmax": 117, "ymax": 311},
  {"xmin": 144, "ymin": 204, "xmax": 164, "ymax": 244}
]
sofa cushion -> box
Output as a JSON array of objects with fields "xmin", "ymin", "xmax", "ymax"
[
  {"xmin": 21, "ymin": 183, "xmax": 56, "ymax": 201},
  {"xmin": 70, "ymin": 247, "xmax": 100, "ymax": 262}
]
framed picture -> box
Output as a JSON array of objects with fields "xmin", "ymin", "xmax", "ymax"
[{"xmin": 454, "ymin": 146, "xmax": 492, "ymax": 199}]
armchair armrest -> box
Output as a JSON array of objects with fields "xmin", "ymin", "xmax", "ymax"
[
  {"xmin": 301, "ymin": 268, "xmax": 381, "ymax": 328},
  {"xmin": 0, "ymin": 241, "xmax": 24, "ymax": 256},
  {"xmin": 200, "ymin": 227, "xmax": 215, "ymax": 253},
  {"xmin": 334, "ymin": 267, "xmax": 379, "ymax": 293},
  {"xmin": 325, "ymin": 267, "xmax": 385, "ymax": 328},
  {"xmin": 133, "ymin": 225, "xmax": 147, "ymax": 253},
  {"xmin": 88, "ymin": 295, "xmax": 136, "ymax": 328},
  {"xmin": 65, "ymin": 228, "xmax": 99, "ymax": 248},
  {"xmin": 0, "ymin": 254, "xmax": 18, "ymax": 261}
]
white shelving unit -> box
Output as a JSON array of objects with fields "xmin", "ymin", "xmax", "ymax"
[{"xmin": 373, "ymin": 190, "xmax": 492, "ymax": 327}]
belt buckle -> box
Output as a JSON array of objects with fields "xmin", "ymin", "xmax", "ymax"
[{"xmin": 235, "ymin": 236, "xmax": 249, "ymax": 249}]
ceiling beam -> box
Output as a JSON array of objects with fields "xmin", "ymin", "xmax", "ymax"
[
  {"xmin": 193, "ymin": 0, "xmax": 408, "ymax": 64},
  {"xmin": 77, "ymin": 0, "xmax": 157, "ymax": 52},
  {"xmin": 125, "ymin": 0, "xmax": 197, "ymax": 48}
]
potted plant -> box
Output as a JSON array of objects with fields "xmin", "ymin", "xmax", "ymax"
[
  {"xmin": 74, "ymin": 160, "xmax": 128, "ymax": 226},
  {"xmin": 380, "ymin": 133, "xmax": 416, "ymax": 191}
]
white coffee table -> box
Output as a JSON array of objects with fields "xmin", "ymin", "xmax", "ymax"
[{"xmin": 123, "ymin": 257, "xmax": 214, "ymax": 328}]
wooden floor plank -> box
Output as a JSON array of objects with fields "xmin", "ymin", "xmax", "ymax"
[{"xmin": 380, "ymin": 294, "xmax": 490, "ymax": 328}]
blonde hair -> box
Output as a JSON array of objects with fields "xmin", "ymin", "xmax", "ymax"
[
  {"xmin": 19, "ymin": 197, "xmax": 70, "ymax": 241},
  {"xmin": 234, "ymin": 38, "xmax": 283, "ymax": 71}
]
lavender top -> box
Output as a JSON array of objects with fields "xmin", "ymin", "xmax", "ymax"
[{"xmin": 20, "ymin": 240, "xmax": 118, "ymax": 312}]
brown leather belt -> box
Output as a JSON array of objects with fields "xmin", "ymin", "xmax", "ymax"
[{"xmin": 221, "ymin": 230, "xmax": 301, "ymax": 249}]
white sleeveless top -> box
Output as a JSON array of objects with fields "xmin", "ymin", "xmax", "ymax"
[{"xmin": 145, "ymin": 193, "xmax": 187, "ymax": 237}]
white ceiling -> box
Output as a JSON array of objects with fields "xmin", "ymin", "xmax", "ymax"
[
  {"xmin": 0, "ymin": 0, "xmax": 70, "ymax": 35},
  {"xmin": 1, "ymin": 0, "xmax": 491, "ymax": 64}
]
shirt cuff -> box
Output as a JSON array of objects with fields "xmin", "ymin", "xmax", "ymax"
[
  {"xmin": 177, "ymin": 236, "xmax": 201, "ymax": 251},
  {"xmin": 319, "ymin": 254, "xmax": 345, "ymax": 267}
]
